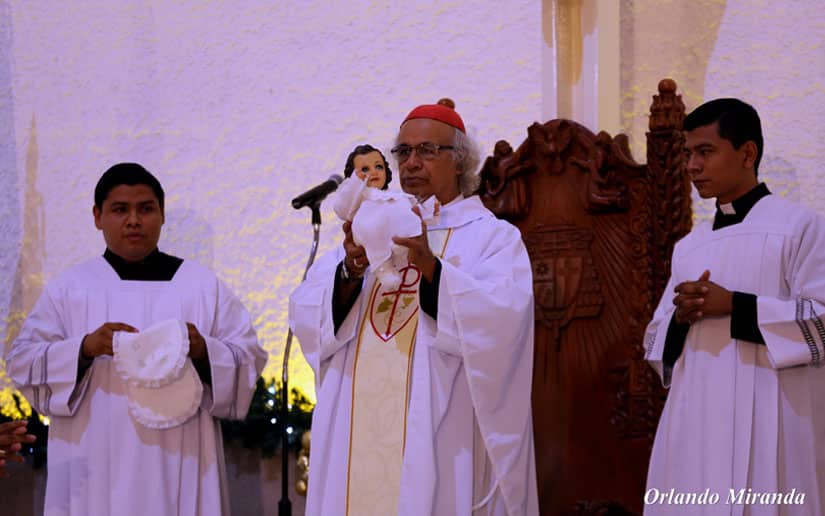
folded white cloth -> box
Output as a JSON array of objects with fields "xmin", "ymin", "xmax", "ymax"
[
  {"xmin": 113, "ymin": 319, "xmax": 203, "ymax": 429},
  {"xmin": 114, "ymin": 319, "xmax": 188, "ymax": 388}
]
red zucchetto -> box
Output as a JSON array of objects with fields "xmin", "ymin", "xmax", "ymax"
[{"xmin": 401, "ymin": 98, "xmax": 465, "ymax": 133}]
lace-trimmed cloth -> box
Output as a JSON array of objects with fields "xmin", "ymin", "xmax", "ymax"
[{"xmin": 114, "ymin": 319, "xmax": 202, "ymax": 429}]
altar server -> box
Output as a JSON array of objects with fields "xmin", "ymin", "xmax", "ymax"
[
  {"xmin": 644, "ymin": 98, "xmax": 825, "ymax": 515},
  {"xmin": 8, "ymin": 163, "xmax": 267, "ymax": 516}
]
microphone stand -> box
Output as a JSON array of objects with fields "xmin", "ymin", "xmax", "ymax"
[{"xmin": 279, "ymin": 201, "xmax": 322, "ymax": 516}]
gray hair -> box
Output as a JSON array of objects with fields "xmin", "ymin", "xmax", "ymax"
[{"xmin": 452, "ymin": 128, "xmax": 481, "ymax": 196}]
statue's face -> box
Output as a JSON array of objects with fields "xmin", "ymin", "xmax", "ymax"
[{"xmin": 353, "ymin": 151, "xmax": 388, "ymax": 189}]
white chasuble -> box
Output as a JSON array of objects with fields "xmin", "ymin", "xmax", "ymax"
[
  {"xmin": 346, "ymin": 229, "xmax": 451, "ymax": 516},
  {"xmin": 644, "ymin": 195, "xmax": 825, "ymax": 516},
  {"xmin": 8, "ymin": 257, "xmax": 268, "ymax": 516},
  {"xmin": 290, "ymin": 195, "xmax": 539, "ymax": 516}
]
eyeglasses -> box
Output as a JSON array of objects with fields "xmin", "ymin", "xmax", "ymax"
[{"xmin": 390, "ymin": 142, "xmax": 455, "ymax": 163}]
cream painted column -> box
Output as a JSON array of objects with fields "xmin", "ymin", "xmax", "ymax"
[{"xmin": 542, "ymin": 0, "xmax": 620, "ymax": 134}]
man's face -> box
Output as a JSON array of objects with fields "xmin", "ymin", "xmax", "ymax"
[
  {"xmin": 353, "ymin": 151, "xmax": 388, "ymax": 189},
  {"xmin": 684, "ymin": 122, "xmax": 757, "ymax": 204},
  {"xmin": 93, "ymin": 184, "xmax": 164, "ymax": 262},
  {"xmin": 396, "ymin": 118, "xmax": 461, "ymax": 204}
]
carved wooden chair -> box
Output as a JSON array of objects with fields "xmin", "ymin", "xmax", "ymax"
[{"xmin": 478, "ymin": 79, "xmax": 691, "ymax": 515}]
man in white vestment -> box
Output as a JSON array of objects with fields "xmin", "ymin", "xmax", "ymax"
[
  {"xmin": 7, "ymin": 163, "xmax": 268, "ymax": 516},
  {"xmin": 289, "ymin": 100, "xmax": 539, "ymax": 515},
  {"xmin": 644, "ymin": 99, "xmax": 825, "ymax": 515}
]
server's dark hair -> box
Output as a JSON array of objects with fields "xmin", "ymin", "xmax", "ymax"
[{"xmin": 94, "ymin": 163, "xmax": 164, "ymax": 209}]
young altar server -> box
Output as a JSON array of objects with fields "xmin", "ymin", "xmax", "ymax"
[
  {"xmin": 7, "ymin": 163, "xmax": 267, "ymax": 516},
  {"xmin": 290, "ymin": 100, "xmax": 539, "ymax": 516},
  {"xmin": 644, "ymin": 98, "xmax": 825, "ymax": 514}
]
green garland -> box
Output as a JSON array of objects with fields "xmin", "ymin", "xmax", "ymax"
[{"xmin": 0, "ymin": 378, "xmax": 314, "ymax": 468}]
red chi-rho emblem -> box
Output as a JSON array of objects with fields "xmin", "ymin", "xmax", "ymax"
[{"xmin": 369, "ymin": 264, "xmax": 421, "ymax": 341}]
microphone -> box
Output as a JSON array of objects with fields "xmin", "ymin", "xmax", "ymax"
[{"xmin": 291, "ymin": 174, "xmax": 344, "ymax": 209}]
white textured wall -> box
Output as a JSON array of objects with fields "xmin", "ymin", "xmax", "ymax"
[
  {"xmin": 701, "ymin": 0, "xmax": 825, "ymax": 214},
  {"xmin": 0, "ymin": 1, "xmax": 542, "ymax": 402},
  {"xmin": 3, "ymin": 1, "xmax": 823, "ymax": 406},
  {"xmin": 621, "ymin": 0, "xmax": 825, "ymax": 219}
]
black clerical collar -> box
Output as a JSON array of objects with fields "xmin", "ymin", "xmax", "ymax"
[
  {"xmin": 712, "ymin": 183, "xmax": 771, "ymax": 230},
  {"xmin": 103, "ymin": 248, "xmax": 183, "ymax": 281}
]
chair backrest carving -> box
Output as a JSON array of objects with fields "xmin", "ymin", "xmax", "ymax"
[{"xmin": 477, "ymin": 79, "xmax": 691, "ymax": 515}]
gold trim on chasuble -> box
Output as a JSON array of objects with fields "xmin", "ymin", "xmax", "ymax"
[{"xmin": 346, "ymin": 228, "xmax": 452, "ymax": 516}]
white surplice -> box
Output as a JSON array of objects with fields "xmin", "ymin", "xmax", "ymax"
[
  {"xmin": 289, "ymin": 195, "xmax": 539, "ymax": 516},
  {"xmin": 7, "ymin": 257, "xmax": 268, "ymax": 516},
  {"xmin": 644, "ymin": 195, "xmax": 825, "ymax": 515}
]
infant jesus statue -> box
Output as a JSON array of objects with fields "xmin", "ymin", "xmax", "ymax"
[{"xmin": 333, "ymin": 144, "xmax": 439, "ymax": 290}]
